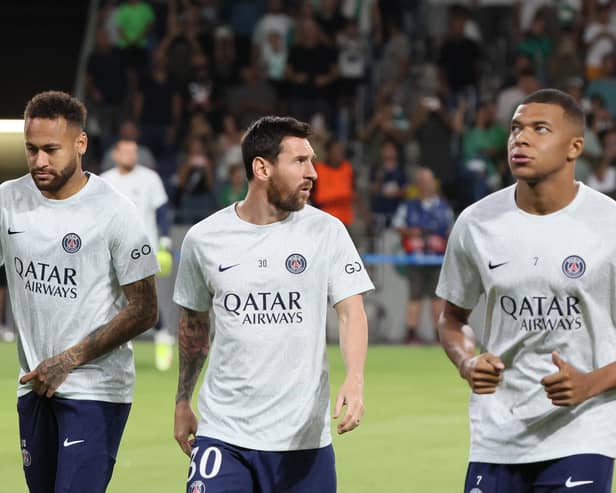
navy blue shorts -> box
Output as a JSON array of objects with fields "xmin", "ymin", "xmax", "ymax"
[
  {"xmin": 465, "ymin": 454, "xmax": 614, "ymax": 493},
  {"xmin": 186, "ymin": 436, "xmax": 336, "ymax": 493},
  {"xmin": 17, "ymin": 392, "xmax": 131, "ymax": 493}
]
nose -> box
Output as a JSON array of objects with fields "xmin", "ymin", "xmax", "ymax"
[
  {"xmin": 306, "ymin": 160, "xmax": 318, "ymax": 181},
  {"xmin": 510, "ymin": 127, "xmax": 529, "ymax": 146},
  {"xmin": 33, "ymin": 150, "xmax": 50, "ymax": 168}
]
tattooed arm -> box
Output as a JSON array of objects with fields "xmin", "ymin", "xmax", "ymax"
[
  {"xmin": 174, "ymin": 306, "xmax": 210, "ymax": 455},
  {"xmin": 20, "ymin": 275, "xmax": 158, "ymax": 398}
]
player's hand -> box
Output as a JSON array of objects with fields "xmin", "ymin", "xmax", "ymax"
[
  {"xmin": 541, "ymin": 351, "xmax": 592, "ymax": 406},
  {"xmin": 333, "ymin": 376, "xmax": 364, "ymax": 435},
  {"xmin": 19, "ymin": 352, "xmax": 76, "ymax": 398},
  {"xmin": 175, "ymin": 400, "xmax": 198, "ymax": 456},
  {"xmin": 459, "ymin": 353, "xmax": 504, "ymax": 394}
]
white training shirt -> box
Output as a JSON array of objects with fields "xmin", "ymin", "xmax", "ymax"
[
  {"xmin": 173, "ymin": 204, "xmax": 374, "ymax": 451},
  {"xmin": 100, "ymin": 165, "xmax": 168, "ymax": 247},
  {"xmin": 1, "ymin": 173, "xmax": 159, "ymax": 403},
  {"xmin": 437, "ymin": 183, "xmax": 616, "ymax": 463}
]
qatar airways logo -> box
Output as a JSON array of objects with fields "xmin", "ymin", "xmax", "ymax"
[
  {"xmin": 500, "ymin": 295, "xmax": 582, "ymax": 332},
  {"xmin": 223, "ymin": 291, "xmax": 303, "ymax": 325},
  {"xmin": 14, "ymin": 256, "xmax": 78, "ymax": 299}
]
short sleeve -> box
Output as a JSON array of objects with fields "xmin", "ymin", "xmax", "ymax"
[
  {"xmin": 173, "ymin": 230, "xmax": 212, "ymax": 312},
  {"xmin": 327, "ymin": 219, "xmax": 374, "ymax": 305},
  {"xmin": 110, "ymin": 202, "xmax": 160, "ymax": 285},
  {"xmin": 149, "ymin": 172, "xmax": 168, "ymax": 210},
  {"xmin": 435, "ymin": 214, "xmax": 483, "ymax": 309}
]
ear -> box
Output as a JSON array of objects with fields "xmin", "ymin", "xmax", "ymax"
[
  {"xmin": 567, "ymin": 135, "xmax": 584, "ymax": 162},
  {"xmin": 75, "ymin": 131, "xmax": 88, "ymax": 157},
  {"xmin": 252, "ymin": 156, "xmax": 270, "ymax": 182}
]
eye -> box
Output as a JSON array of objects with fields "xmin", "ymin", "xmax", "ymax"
[{"xmin": 535, "ymin": 125, "xmax": 549, "ymax": 134}]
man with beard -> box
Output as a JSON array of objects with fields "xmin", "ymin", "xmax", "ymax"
[
  {"xmin": 6, "ymin": 90, "xmax": 159, "ymax": 492},
  {"xmin": 173, "ymin": 115, "xmax": 374, "ymax": 493}
]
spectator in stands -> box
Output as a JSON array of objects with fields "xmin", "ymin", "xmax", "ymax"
[
  {"xmin": 584, "ymin": 1, "xmax": 616, "ymax": 81},
  {"xmin": 100, "ymin": 119, "xmax": 157, "ymax": 172},
  {"xmin": 226, "ymin": 63, "xmax": 277, "ymax": 131},
  {"xmin": 586, "ymin": 53, "xmax": 616, "ymax": 119},
  {"xmin": 315, "ymin": 0, "xmax": 346, "ymax": 45},
  {"xmin": 133, "ymin": 45, "xmax": 182, "ymax": 162},
  {"xmin": 183, "ymin": 52, "xmax": 223, "ymax": 131},
  {"xmin": 369, "ymin": 139, "xmax": 407, "ymax": 231},
  {"xmin": 437, "ymin": 5, "xmax": 482, "ymax": 102},
  {"xmin": 517, "ymin": 8, "xmax": 553, "ymax": 85},
  {"xmin": 588, "ymin": 127, "xmax": 616, "ymax": 198},
  {"xmin": 548, "ymin": 30, "xmax": 585, "ymax": 90},
  {"xmin": 212, "ymin": 25, "xmax": 241, "ymax": 87},
  {"xmin": 115, "ymin": 0, "xmax": 156, "ymax": 71},
  {"xmin": 393, "ymin": 167, "xmax": 453, "ymax": 344},
  {"xmin": 173, "ymin": 136, "xmax": 218, "ymax": 223},
  {"xmin": 455, "ymin": 98, "xmax": 508, "ymax": 202},
  {"xmin": 285, "ymin": 17, "xmax": 339, "ymax": 123},
  {"xmin": 313, "ymin": 138, "xmax": 355, "ymax": 227},
  {"xmin": 86, "ymin": 28, "xmax": 131, "ymax": 153},
  {"xmin": 252, "ymin": 0, "xmax": 293, "ymax": 65},
  {"xmin": 215, "ymin": 114, "xmax": 243, "ymax": 183},
  {"xmin": 377, "ymin": 17, "xmax": 411, "ymax": 88},
  {"xmin": 495, "ymin": 66, "xmax": 541, "ymax": 128},
  {"xmin": 219, "ymin": 163, "xmax": 248, "ymax": 207}
]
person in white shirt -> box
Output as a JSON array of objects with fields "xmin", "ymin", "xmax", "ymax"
[
  {"xmin": 101, "ymin": 138, "xmax": 175, "ymax": 370},
  {"xmin": 437, "ymin": 88, "xmax": 616, "ymax": 492},
  {"xmin": 172, "ymin": 115, "xmax": 374, "ymax": 493},
  {"xmin": 10, "ymin": 90, "xmax": 158, "ymax": 492}
]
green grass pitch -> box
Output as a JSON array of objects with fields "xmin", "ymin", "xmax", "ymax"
[{"xmin": 0, "ymin": 343, "xmax": 613, "ymax": 492}]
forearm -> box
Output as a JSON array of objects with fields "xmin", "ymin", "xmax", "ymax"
[
  {"xmin": 438, "ymin": 311, "xmax": 476, "ymax": 375},
  {"xmin": 338, "ymin": 300, "xmax": 368, "ymax": 381},
  {"xmin": 176, "ymin": 308, "xmax": 210, "ymax": 403},
  {"xmin": 587, "ymin": 361, "xmax": 616, "ymax": 398},
  {"xmin": 64, "ymin": 275, "xmax": 158, "ymax": 367}
]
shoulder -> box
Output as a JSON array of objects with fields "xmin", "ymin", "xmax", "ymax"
[
  {"xmin": 87, "ymin": 174, "xmax": 138, "ymax": 211},
  {"xmin": 455, "ymin": 185, "xmax": 515, "ymax": 226},
  {"xmin": 184, "ymin": 205, "xmax": 236, "ymax": 240},
  {"xmin": 296, "ymin": 205, "xmax": 346, "ymax": 230}
]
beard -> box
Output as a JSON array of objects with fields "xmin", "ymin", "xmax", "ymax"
[
  {"xmin": 31, "ymin": 155, "xmax": 78, "ymax": 193},
  {"xmin": 266, "ymin": 176, "xmax": 311, "ymax": 212}
]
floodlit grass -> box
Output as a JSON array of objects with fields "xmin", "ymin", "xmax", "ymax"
[{"xmin": 0, "ymin": 343, "xmax": 612, "ymax": 492}]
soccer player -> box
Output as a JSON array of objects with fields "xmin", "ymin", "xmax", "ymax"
[
  {"xmin": 437, "ymin": 88, "xmax": 616, "ymax": 492},
  {"xmin": 173, "ymin": 116, "xmax": 374, "ymax": 493},
  {"xmin": 7, "ymin": 91, "xmax": 159, "ymax": 492},
  {"xmin": 101, "ymin": 137, "xmax": 175, "ymax": 371}
]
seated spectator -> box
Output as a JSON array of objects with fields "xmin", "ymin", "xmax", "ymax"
[
  {"xmin": 215, "ymin": 114, "xmax": 243, "ymax": 183},
  {"xmin": 495, "ymin": 66, "xmax": 541, "ymax": 128},
  {"xmin": 517, "ymin": 9, "xmax": 553, "ymax": 85},
  {"xmin": 584, "ymin": 2, "xmax": 616, "ymax": 81},
  {"xmin": 312, "ymin": 139, "xmax": 355, "ymax": 227},
  {"xmin": 369, "ymin": 139, "xmax": 407, "ymax": 231},
  {"xmin": 392, "ymin": 168, "xmax": 453, "ymax": 344},
  {"xmin": 588, "ymin": 127, "xmax": 616, "ymax": 198},
  {"xmin": 114, "ymin": 0, "xmax": 156, "ymax": 71},
  {"xmin": 219, "ymin": 163, "xmax": 248, "ymax": 207},
  {"xmin": 173, "ymin": 136, "xmax": 218, "ymax": 223},
  {"xmin": 586, "ymin": 53, "xmax": 616, "ymax": 119},
  {"xmin": 226, "ymin": 63, "xmax": 277, "ymax": 130}
]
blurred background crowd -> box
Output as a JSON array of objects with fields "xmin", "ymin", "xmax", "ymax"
[{"xmin": 3, "ymin": 0, "xmax": 616, "ymax": 344}]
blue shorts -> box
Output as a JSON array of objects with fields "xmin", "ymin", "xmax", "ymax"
[
  {"xmin": 17, "ymin": 392, "xmax": 131, "ymax": 493},
  {"xmin": 186, "ymin": 436, "xmax": 336, "ymax": 493},
  {"xmin": 465, "ymin": 454, "xmax": 614, "ymax": 493}
]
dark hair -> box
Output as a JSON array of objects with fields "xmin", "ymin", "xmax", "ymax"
[
  {"xmin": 519, "ymin": 88, "xmax": 585, "ymax": 132},
  {"xmin": 241, "ymin": 116, "xmax": 311, "ymax": 180},
  {"xmin": 24, "ymin": 90, "xmax": 87, "ymax": 129}
]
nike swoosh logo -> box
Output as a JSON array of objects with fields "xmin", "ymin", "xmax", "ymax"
[
  {"xmin": 63, "ymin": 438, "xmax": 85, "ymax": 448},
  {"xmin": 218, "ymin": 263, "xmax": 240, "ymax": 272},
  {"xmin": 565, "ymin": 477, "xmax": 594, "ymax": 488},
  {"xmin": 488, "ymin": 261, "xmax": 508, "ymax": 270},
  {"xmin": 8, "ymin": 228, "xmax": 25, "ymax": 235}
]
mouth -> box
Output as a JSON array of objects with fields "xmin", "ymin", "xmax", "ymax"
[
  {"xmin": 299, "ymin": 183, "xmax": 313, "ymax": 194},
  {"xmin": 32, "ymin": 170, "xmax": 52, "ymax": 179},
  {"xmin": 510, "ymin": 152, "xmax": 532, "ymax": 164}
]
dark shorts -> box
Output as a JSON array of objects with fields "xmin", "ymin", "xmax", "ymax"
[
  {"xmin": 465, "ymin": 454, "xmax": 614, "ymax": 493},
  {"xmin": 186, "ymin": 436, "xmax": 336, "ymax": 493},
  {"xmin": 17, "ymin": 392, "xmax": 131, "ymax": 493},
  {"xmin": 408, "ymin": 265, "xmax": 441, "ymax": 300}
]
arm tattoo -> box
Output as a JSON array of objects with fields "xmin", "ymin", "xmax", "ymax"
[
  {"xmin": 66, "ymin": 275, "xmax": 158, "ymax": 367},
  {"xmin": 176, "ymin": 307, "xmax": 210, "ymax": 403}
]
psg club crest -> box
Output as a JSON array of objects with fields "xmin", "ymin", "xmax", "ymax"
[
  {"xmin": 189, "ymin": 480, "xmax": 205, "ymax": 493},
  {"xmin": 62, "ymin": 233, "xmax": 82, "ymax": 254},
  {"xmin": 285, "ymin": 253, "xmax": 307, "ymax": 274},
  {"xmin": 562, "ymin": 255, "xmax": 585, "ymax": 279}
]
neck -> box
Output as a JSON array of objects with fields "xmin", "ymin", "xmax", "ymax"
[
  {"xmin": 515, "ymin": 178, "xmax": 578, "ymax": 215},
  {"xmin": 235, "ymin": 187, "xmax": 291, "ymax": 225}
]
